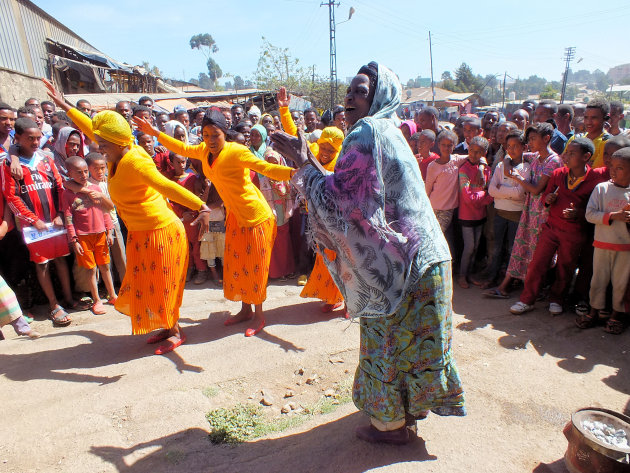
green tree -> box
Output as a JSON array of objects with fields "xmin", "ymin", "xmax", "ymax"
[
  {"xmin": 564, "ymin": 84, "xmax": 580, "ymax": 101},
  {"xmin": 190, "ymin": 33, "xmax": 221, "ymax": 89},
  {"xmin": 539, "ymin": 84, "xmax": 559, "ymax": 100},
  {"xmin": 441, "ymin": 71, "xmax": 452, "ymax": 81},
  {"xmin": 189, "ymin": 33, "xmax": 218, "ymax": 58},
  {"xmin": 197, "ymin": 73, "xmax": 214, "ymax": 90},
  {"xmin": 233, "ymin": 75, "xmax": 245, "ymax": 90},
  {"xmin": 454, "ymin": 63, "xmax": 482, "ymax": 92},
  {"xmin": 406, "ymin": 79, "xmax": 415, "ymax": 88},
  {"xmin": 255, "ymin": 37, "xmax": 308, "ymax": 92},
  {"xmin": 206, "ymin": 58, "xmax": 222, "ymax": 85}
]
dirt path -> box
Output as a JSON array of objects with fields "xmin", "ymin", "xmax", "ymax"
[{"xmin": 1, "ymin": 280, "xmax": 628, "ymax": 473}]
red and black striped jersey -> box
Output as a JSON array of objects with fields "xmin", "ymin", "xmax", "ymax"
[{"xmin": 1, "ymin": 150, "xmax": 64, "ymax": 225}]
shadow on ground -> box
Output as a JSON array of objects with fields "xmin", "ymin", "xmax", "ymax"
[
  {"xmin": 0, "ymin": 300, "xmax": 351, "ymax": 385},
  {"xmin": 90, "ymin": 412, "xmax": 436, "ymax": 473},
  {"xmin": 453, "ymin": 286, "xmax": 630, "ymax": 405}
]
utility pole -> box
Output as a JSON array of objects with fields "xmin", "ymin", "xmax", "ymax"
[
  {"xmin": 560, "ymin": 46, "xmax": 575, "ymax": 104},
  {"xmin": 429, "ymin": 31, "xmax": 435, "ymax": 106},
  {"xmin": 322, "ymin": 0, "xmax": 340, "ymax": 110},
  {"xmin": 501, "ymin": 71, "xmax": 507, "ymax": 112}
]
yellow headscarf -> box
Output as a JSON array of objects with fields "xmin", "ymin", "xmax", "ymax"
[
  {"xmin": 316, "ymin": 126, "xmax": 344, "ymax": 171},
  {"xmin": 91, "ymin": 110, "xmax": 134, "ymax": 147}
]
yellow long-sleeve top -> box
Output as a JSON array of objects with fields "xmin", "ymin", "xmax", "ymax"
[
  {"xmin": 279, "ymin": 106, "xmax": 320, "ymax": 157},
  {"xmin": 68, "ymin": 109, "xmax": 204, "ymax": 231},
  {"xmin": 158, "ymin": 133, "xmax": 293, "ymax": 227}
]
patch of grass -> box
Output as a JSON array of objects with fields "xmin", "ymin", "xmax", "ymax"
[
  {"xmin": 206, "ymin": 403, "xmax": 264, "ymax": 444},
  {"xmin": 206, "ymin": 377, "xmax": 354, "ymax": 444},
  {"xmin": 202, "ymin": 386, "xmax": 220, "ymax": 398}
]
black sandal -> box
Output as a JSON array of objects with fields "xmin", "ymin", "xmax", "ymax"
[
  {"xmin": 575, "ymin": 312, "xmax": 598, "ymax": 329},
  {"xmin": 604, "ymin": 318, "xmax": 626, "ymax": 335}
]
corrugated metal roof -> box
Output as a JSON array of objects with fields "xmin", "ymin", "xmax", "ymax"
[
  {"xmin": 0, "ymin": 0, "xmax": 29, "ymax": 73},
  {"xmin": 0, "ymin": 0, "xmax": 106, "ymax": 78}
]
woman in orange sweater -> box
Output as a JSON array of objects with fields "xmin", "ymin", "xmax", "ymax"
[
  {"xmin": 44, "ymin": 80, "xmax": 210, "ymax": 355},
  {"xmin": 134, "ymin": 108, "xmax": 293, "ymax": 337}
]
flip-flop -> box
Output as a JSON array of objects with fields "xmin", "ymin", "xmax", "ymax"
[
  {"xmin": 245, "ymin": 321, "xmax": 265, "ymax": 337},
  {"xmin": 483, "ymin": 288, "xmax": 509, "ymax": 299},
  {"xmin": 154, "ymin": 333, "xmax": 186, "ymax": 355},
  {"xmin": 49, "ymin": 306, "xmax": 71, "ymax": 327},
  {"xmin": 146, "ymin": 329, "xmax": 171, "ymax": 344}
]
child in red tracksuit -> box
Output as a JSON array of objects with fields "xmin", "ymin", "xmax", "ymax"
[
  {"xmin": 510, "ymin": 137, "xmax": 608, "ymax": 316},
  {"xmin": 168, "ymin": 153, "xmax": 207, "ymax": 284}
]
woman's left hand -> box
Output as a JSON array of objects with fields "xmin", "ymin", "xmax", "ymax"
[{"xmin": 270, "ymin": 130, "xmax": 309, "ymax": 168}]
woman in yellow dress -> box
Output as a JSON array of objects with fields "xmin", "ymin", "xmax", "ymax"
[
  {"xmin": 297, "ymin": 128, "xmax": 349, "ymax": 315},
  {"xmin": 275, "ymin": 88, "xmax": 348, "ymax": 315},
  {"xmin": 134, "ymin": 109, "xmax": 293, "ymax": 337},
  {"xmin": 44, "ymin": 80, "xmax": 210, "ymax": 355}
]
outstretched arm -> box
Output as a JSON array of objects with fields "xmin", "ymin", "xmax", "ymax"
[{"xmin": 133, "ymin": 117, "xmax": 207, "ymax": 162}]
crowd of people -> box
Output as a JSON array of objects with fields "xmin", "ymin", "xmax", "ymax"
[
  {"xmin": 1, "ymin": 81, "xmax": 629, "ymax": 339},
  {"xmin": 0, "ymin": 61, "xmax": 628, "ymax": 444},
  {"xmin": 407, "ymin": 97, "xmax": 630, "ymax": 335}
]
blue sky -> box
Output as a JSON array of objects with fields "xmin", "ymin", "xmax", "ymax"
[{"xmin": 33, "ymin": 0, "xmax": 630, "ymax": 87}]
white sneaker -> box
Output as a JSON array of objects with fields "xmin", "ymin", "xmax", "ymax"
[
  {"xmin": 510, "ymin": 301, "xmax": 535, "ymax": 315},
  {"xmin": 548, "ymin": 302, "xmax": 563, "ymax": 315}
]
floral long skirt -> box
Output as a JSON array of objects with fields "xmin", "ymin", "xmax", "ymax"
[
  {"xmin": 353, "ymin": 261, "xmax": 466, "ymax": 423},
  {"xmin": 223, "ymin": 213, "xmax": 276, "ymax": 305},
  {"xmin": 115, "ymin": 219, "xmax": 188, "ymax": 335}
]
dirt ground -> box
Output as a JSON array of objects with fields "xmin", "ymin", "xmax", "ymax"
[{"xmin": 1, "ymin": 277, "xmax": 629, "ymax": 473}]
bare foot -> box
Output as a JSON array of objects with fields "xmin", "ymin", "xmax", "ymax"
[
  {"xmin": 457, "ymin": 276, "xmax": 469, "ymax": 289},
  {"xmin": 224, "ymin": 305, "xmax": 253, "ymax": 326}
]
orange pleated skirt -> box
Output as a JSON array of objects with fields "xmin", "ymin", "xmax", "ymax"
[
  {"xmin": 300, "ymin": 249, "xmax": 343, "ymax": 305},
  {"xmin": 223, "ymin": 212, "xmax": 276, "ymax": 305},
  {"xmin": 115, "ymin": 219, "xmax": 188, "ymax": 335}
]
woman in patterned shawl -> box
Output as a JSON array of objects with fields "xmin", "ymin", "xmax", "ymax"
[{"xmin": 271, "ymin": 62, "xmax": 466, "ymax": 445}]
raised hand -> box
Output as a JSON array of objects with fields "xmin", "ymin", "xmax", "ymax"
[
  {"xmin": 276, "ymin": 87, "xmax": 290, "ymax": 108},
  {"xmin": 270, "ymin": 130, "xmax": 309, "ymax": 168},
  {"xmin": 42, "ymin": 79, "xmax": 70, "ymax": 112},
  {"xmin": 132, "ymin": 116, "xmax": 159, "ymax": 137}
]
